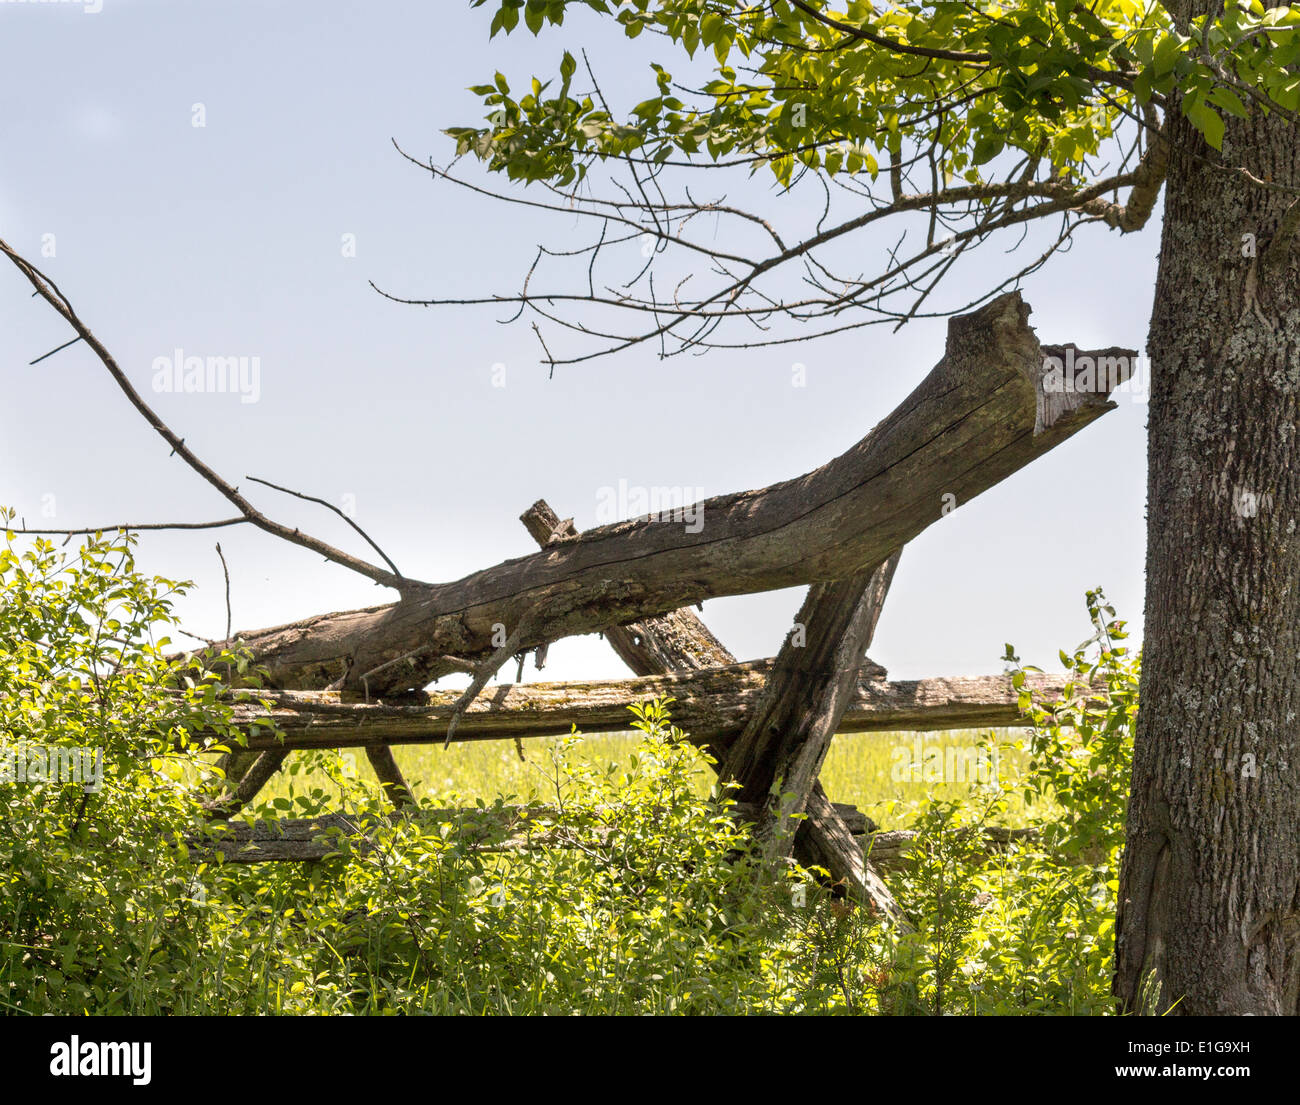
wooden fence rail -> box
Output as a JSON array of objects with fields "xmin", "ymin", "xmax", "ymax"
[{"xmin": 206, "ymin": 668, "xmax": 1067, "ymax": 753}]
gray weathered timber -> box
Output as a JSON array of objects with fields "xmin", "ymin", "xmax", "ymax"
[
  {"xmin": 715, "ymin": 553, "xmax": 904, "ymax": 923},
  {"xmin": 520, "ymin": 498, "xmax": 891, "ymax": 911},
  {"xmin": 722, "ymin": 555, "xmax": 900, "ymax": 821},
  {"xmin": 203, "ymin": 669, "xmax": 1069, "ymax": 752},
  {"xmin": 797, "ymin": 787, "xmax": 905, "ymax": 919},
  {"xmin": 225, "ymin": 294, "xmax": 1129, "ymax": 696},
  {"xmin": 520, "ymin": 500, "xmax": 739, "ymax": 676}
]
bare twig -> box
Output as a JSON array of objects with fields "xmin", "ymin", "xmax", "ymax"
[
  {"xmin": 215, "ymin": 542, "xmax": 232, "ymax": 643},
  {"xmin": 28, "ymin": 334, "xmax": 84, "ymax": 365},
  {"xmin": 443, "ymin": 607, "xmax": 550, "ymax": 748},
  {"xmin": 12, "ymin": 517, "xmax": 248, "ymax": 536},
  {"xmin": 0, "ymin": 237, "xmax": 415, "ymax": 593},
  {"xmin": 244, "ymin": 475, "xmax": 403, "ymax": 580}
]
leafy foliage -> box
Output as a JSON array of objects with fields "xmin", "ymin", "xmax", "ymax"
[
  {"xmin": 0, "ymin": 511, "xmax": 264, "ymax": 1013},
  {"xmin": 449, "ymin": 1, "xmax": 1298, "ymax": 185},
  {"xmin": 878, "ymin": 589, "xmax": 1136, "ymax": 1015},
  {"xmin": 2, "ymin": 526, "xmax": 1137, "ymax": 1014}
]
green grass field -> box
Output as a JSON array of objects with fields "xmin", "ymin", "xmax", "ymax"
[{"xmin": 257, "ymin": 726, "xmax": 1038, "ymax": 831}]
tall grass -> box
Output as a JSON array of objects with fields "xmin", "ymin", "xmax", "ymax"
[{"xmin": 256, "ymin": 727, "xmax": 1040, "ymax": 828}]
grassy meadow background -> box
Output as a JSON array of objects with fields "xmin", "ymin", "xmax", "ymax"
[{"xmin": 254, "ymin": 725, "xmax": 1040, "ymax": 830}]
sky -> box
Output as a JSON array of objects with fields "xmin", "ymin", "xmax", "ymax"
[{"xmin": 0, "ymin": 0, "xmax": 1158, "ymax": 687}]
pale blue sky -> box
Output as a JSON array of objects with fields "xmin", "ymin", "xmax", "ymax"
[{"xmin": 0, "ymin": 0, "xmax": 1156, "ymax": 685}]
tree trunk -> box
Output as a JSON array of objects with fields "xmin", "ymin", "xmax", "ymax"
[
  {"xmin": 1115, "ymin": 28, "xmax": 1300, "ymax": 1014},
  {"xmin": 224, "ymin": 296, "xmax": 1129, "ymax": 696}
]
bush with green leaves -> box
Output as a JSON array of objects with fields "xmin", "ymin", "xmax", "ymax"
[
  {"xmin": 876, "ymin": 589, "xmax": 1137, "ymax": 1015},
  {"xmin": 224, "ymin": 701, "xmax": 896, "ymax": 1015},
  {"xmin": 0, "ymin": 525, "xmax": 882, "ymax": 1014},
  {"xmin": 0, "ymin": 512, "xmax": 261, "ymax": 1014},
  {"xmin": 2, "ymin": 518, "xmax": 1138, "ymax": 1015}
]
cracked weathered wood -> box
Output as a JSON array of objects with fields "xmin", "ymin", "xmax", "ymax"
[
  {"xmin": 723, "ymin": 555, "xmax": 900, "ymax": 814},
  {"xmin": 719, "ymin": 553, "xmax": 904, "ymax": 921},
  {"xmin": 520, "ymin": 499, "xmax": 887, "ymax": 683},
  {"xmin": 520, "ymin": 500, "xmax": 738, "ymax": 675},
  {"xmin": 222, "ymin": 294, "xmax": 1129, "ymax": 696},
  {"xmin": 197, "ymin": 812, "xmax": 376, "ymax": 862},
  {"xmin": 203, "ymin": 668, "xmax": 1068, "ymax": 752},
  {"xmin": 523, "ymin": 498, "xmax": 896, "ymax": 914},
  {"xmin": 797, "ymin": 788, "xmax": 906, "ymax": 915}
]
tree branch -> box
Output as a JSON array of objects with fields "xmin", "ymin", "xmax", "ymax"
[{"xmin": 0, "ymin": 237, "xmax": 412, "ymax": 592}]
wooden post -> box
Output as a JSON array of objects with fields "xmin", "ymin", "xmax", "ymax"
[
  {"xmin": 521, "ymin": 500, "xmax": 905, "ymax": 921},
  {"xmin": 722, "ymin": 556, "xmax": 899, "ymax": 822},
  {"xmin": 206, "ymin": 749, "xmax": 290, "ymax": 820},
  {"xmin": 718, "ymin": 554, "xmax": 904, "ymax": 922}
]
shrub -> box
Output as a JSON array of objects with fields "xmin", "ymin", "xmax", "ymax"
[
  {"xmin": 0, "ymin": 513, "xmax": 260, "ymax": 1014},
  {"xmin": 1, "ymin": 516, "xmax": 1137, "ymax": 1016},
  {"xmin": 877, "ymin": 589, "xmax": 1137, "ymax": 1015}
]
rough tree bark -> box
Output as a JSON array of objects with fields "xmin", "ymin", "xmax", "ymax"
[
  {"xmin": 1115, "ymin": 9, "xmax": 1300, "ymax": 1015},
  {"xmin": 225, "ymin": 295, "xmax": 1131, "ymax": 698}
]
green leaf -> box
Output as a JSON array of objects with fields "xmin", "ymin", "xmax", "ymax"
[
  {"xmin": 1207, "ymin": 86, "xmax": 1249, "ymax": 119},
  {"xmin": 1152, "ymin": 34, "xmax": 1183, "ymax": 77},
  {"xmin": 1184, "ymin": 97, "xmax": 1225, "ymax": 149},
  {"xmin": 972, "ymin": 135, "xmax": 1004, "ymax": 165}
]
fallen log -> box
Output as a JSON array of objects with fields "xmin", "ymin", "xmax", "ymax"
[
  {"xmin": 222, "ymin": 294, "xmax": 1130, "ymax": 695},
  {"xmin": 204, "ymin": 669, "xmax": 1069, "ymax": 752},
  {"xmin": 519, "ymin": 501, "xmax": 740, "ymax": 677}
]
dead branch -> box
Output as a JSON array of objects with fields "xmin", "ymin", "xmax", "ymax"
[
  {"xmin": 0, "ymin": 237, "xmax": 411, "ymax": 592},
  {"xmin": 222, "ymin": 294, "xmax": 1131, "ymax": 695}
]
